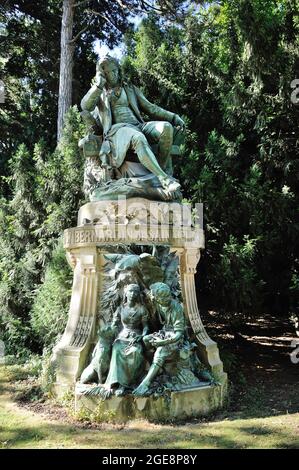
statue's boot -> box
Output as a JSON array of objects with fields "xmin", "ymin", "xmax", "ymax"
[
  {"xmin": 132, "ymin": 382, "xmax": 151, "ymax": 397},
  {"xmin": 159, "ymin": 176, "xmax": 181, "ymax": 193}
]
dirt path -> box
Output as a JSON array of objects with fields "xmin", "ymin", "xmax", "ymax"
[{"xmin": 203, "ymin": 313, "xmax": 299, "ymax": 416}]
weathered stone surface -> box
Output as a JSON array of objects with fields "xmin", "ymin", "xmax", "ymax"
[
  {"xmin": 77, "ymin": 197, "xmax": 199, "ymax": 228},
  {"xmin": 75, "ymin": 378, "xmax": 227, "ymax": 422}
]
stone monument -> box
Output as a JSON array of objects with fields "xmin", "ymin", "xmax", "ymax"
[{"xmin": 52, "ymin": 55, "xmax": 227, "ymax": 421}]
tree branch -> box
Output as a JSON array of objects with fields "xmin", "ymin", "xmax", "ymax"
[
  {"xmin": 86, "ymin": 9, "xmax": 119, "ymax": 30},
  {"xmin": 68, "ymin": 23, "xmax": 89, "ymax": 44},
  {"xmin": 139, "ymin": 0, "xmax": 161, "ymax": 12}
]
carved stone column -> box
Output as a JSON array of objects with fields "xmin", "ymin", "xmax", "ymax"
[
  {"xmin": 53, "ymin": 247, "xmax": 101, "ymax": 395},
  {"xmin": 174, "ymin": 245, "xmax": 226, "ymax": 382}
]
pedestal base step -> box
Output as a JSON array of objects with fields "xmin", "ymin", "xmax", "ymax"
[{"xmin": 75, "ymin": 381, "xmax": 227, "ymax": 423}]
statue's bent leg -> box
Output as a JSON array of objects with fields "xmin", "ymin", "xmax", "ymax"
[
  {"xmin": 131, "ymin": 133, "xmax": 180, "ymax": 193},
  {"xmin": 142, "ymin": 121, "xmax": 174, "ymax": 173},
  {"xmin": 133, "ymin": 346, "xmax": 166, "ymax": 396},
  {"xmin": 131, "ymin": 132, "xmax": 169, "ymax": 178}
]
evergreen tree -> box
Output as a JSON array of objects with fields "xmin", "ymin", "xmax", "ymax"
[{"xmin": 123, "ymin": 1, "xmax": 299, "ymax": 318}]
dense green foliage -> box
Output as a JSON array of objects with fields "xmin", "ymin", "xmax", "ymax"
[
  {"xmin": 30, "ymin": 240, "xmax": 73, "ymax": 349},
  {"xmin": 0, "ymin": 109, "xmax": 85, "ymax": 353},
  {"xmin": 0, "ymin": 0, "xmax": 147, "ymax": 353},
  {"xmin": 0, "ymin": 0, "xmax": 298, "ymax": 353},
  {"xmin": 0, "ymin": 0, "xmax": 134, "ymax": 178},
  {"xmin": 124, "ymin": 0, "xmax": 299, "ymax": 319}
]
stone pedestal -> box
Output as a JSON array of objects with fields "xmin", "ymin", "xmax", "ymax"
[
  {"xmin": 53, "ymin": 198, "xmax": 227, "ymax": 414},
  {"xmin": 75, "ymin": 382, "xmax": 227, "ymax": 422}
]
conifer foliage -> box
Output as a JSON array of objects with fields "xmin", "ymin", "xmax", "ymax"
[{"xmin": 0, "ymin": 1, "xmax": 298, "ymax": 353}]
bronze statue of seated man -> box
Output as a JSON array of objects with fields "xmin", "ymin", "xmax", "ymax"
[{"xmin": 80, "ymin": 55, "xmax": 185, "ymax": 200}]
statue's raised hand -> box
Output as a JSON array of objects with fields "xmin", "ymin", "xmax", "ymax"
[
  {"xmin": 173, "ymin": 114, "xmax": 185, "ymax": 130},
  {"xmin": 95, "ymin": 72, "xmax": 106, "ymax": 89}
]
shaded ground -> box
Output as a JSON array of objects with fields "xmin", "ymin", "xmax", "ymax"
[
  {"xmin": 203, "ymin": 312, "xmax": 299, "ymax": 418},
  {"xmin": 0, "ymin": 313, "xmax": 298, "ymax": 449}
]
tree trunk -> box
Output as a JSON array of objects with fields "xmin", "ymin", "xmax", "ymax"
[{"xmin": 57, "ymin": 0, "xmax": 75, "ymax": 142}]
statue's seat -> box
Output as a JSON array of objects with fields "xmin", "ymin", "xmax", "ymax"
[{"xmin": 78, "ymin": 134, "xmax": 103, "ymax": 159}]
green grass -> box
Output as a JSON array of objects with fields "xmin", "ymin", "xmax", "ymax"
[{"xmin": 0, "ymin": 365, "xmax": 298, "ymax": 449}]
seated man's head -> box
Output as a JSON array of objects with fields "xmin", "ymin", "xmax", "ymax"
[
  {"xmin": 150, "ymin": 282, "xmax": 172, "ymax": 307},
  {"xmin": 97, "ymin": 55, "xmax": 121, "ymax": 88}
]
